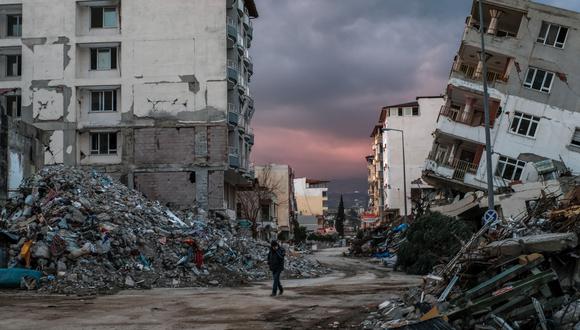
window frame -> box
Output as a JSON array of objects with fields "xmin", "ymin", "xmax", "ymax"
[
  {"xmin": 90, "ymin": 6, "xmax": 118, "ymax": 29},
  {"xmin": 6, "ymin": 14, "xmax": 22, "ymax": 37},
  {"xmin": 523, "ymin": 67, "xmax": 555, "ymax": 93},
  {"xmin": 5, "ymin": 54, "xmax": 21, "ymax": 77},
  {"xmin": 90, "ymin": 132, "xmax": 118, "ymax": 155},
  {"xmin": 537, "ymin": 21, "xmax": 568, "ymax": 49},
  {"xmin": 5, "ymin": 94, "xmax": 21, "ymax": 118},
  {"xmin": 496, "ymin": 155, "xmax": 526, "ymax": 181},
  {"xmin": 509, "ymin": 111, "xmax": 541, "ymax": 138},
  {"xmin": 90, "ymin": 47, "xmax": 118, "ymax": 71},
  {"xmin": 90, "ymin": 90, "xmax": 118, "ymax": 112}
]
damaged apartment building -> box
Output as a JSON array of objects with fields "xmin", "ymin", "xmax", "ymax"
[
  {"xmin": 0, "ymin": 0, "xmax": 258, "ymax": 214},
  {"xmin": 424, "ymin": 0, "xmax": 580, "ymax": 214}
]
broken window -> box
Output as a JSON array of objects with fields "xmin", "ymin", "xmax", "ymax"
[
  {"xmin": 7, "ymin": 14, "xmax": 22, "ymax": 37},
  {"xmin": 571, "ymin": 128, "xmax": 580, "ymax": 147},
  {"xmin": 510, "ymin": 112, "xmax": 540, "ymax": 138},
  {"xmin": 90, "ymin": 47, "xmax": 117, "ymax": 70},
  {"xmin": 496, "ymin": 155, "xmax": 526, "ymax": 181},
  {"xmin": 537, "ymin": 21, "xmax": 568, "ymax": 48},
  {"xmin": 91, "ymin": 90, "xmax": 117, "ymax": 112},
  {"xmin": 90, "ymin": 132, "xmax": 117, "ymax": 155},
  {"xmin": 523, "ymin": 67, "xmax": 554, "ymax": 93},
  {"xmin": 91, "ymin": 7, "xmax": 118, "ymax": 29},
  {"xmin": 6, "ymin": 54, "xmax": 20, "ymax": 77},
  {"xmin": 5, "ymin": 95, "xmax": 20, "ymax": 117}
]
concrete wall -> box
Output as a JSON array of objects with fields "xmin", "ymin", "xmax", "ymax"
[
  {"xmin": 294, "ymin": 178, "xmax": 328, "ymax": 217},
  {"xmin": 0, "ymin": 0, "xmax": 258, "ymax": 212},
  {"xmin": 255, "ymin": 164, "xmax": 294, "ymax": 233},
  {"xmin": 0, "ymin": 115, "xmax": 46, "ymax": 203},
  {"xmin": 382, "ymin": 97, "xmax": 444, "ymax": 216}
]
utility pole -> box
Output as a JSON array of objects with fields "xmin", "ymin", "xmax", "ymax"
[{"xmin": 478, "ymin": 0, "xmax": 495, "ymax": 212}]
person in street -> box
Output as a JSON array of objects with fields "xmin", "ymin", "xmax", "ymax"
[{"xmin": 267, "ymin": 240, "xmax": 285, "ymax": 296}]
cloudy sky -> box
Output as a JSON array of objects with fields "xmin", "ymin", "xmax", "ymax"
[{"xmin": 250, "ymin": 0, "xmax": 580, "ymax": 192}]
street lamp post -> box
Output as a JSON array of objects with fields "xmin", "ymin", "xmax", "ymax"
[{"xmin": 382, "ymin": 128, "xmax": 408, "ymax": 223}]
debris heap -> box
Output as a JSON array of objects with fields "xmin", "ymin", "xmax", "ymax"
[
  {"xmin": 363, "ymin": 183, "xmax": 580, "ymax": 329},
  {"xmin": 0, "ymin": 166, "xmax": 328, "ymax": 295}
]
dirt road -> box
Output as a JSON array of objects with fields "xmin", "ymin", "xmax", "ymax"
[{"xmin": 0, "ymin": 248, "xmax": 421, "ymax": 330}]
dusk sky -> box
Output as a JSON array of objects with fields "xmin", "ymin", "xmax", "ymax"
[{"xmin": 250, "ymin": 0, "xmax": 580, "ymax": 193}]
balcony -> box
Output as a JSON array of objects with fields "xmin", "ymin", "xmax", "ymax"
[
  {"xmin": 463, "ymin": 3, "xmax": 524, "ymax": 53},
  {"xmin": 237, "ymin": 75, "xmax": 246, "ymax": 95},
  {"xmin": 462, "ymin": 25, "xmax": 519, "ymax": 57},
  {"xmin": 451, "ymin": 44, "xmax": 512, "ymax": 89},
  {"xmin": 228, "ymin": 147, "xmax": 240, "ymax": 168},
  {"xmin": 227, "ymin": 17, "xmax": 237, "ymax": 48},
  {"xmin": 227, "ymin": 59, "xmax": 238, "ymax": 88},
  {"xmin": 245, "ymin": 128, "xmax": 254, "ymax": 145},
  {"xmin": 228, "ymin": 103, "xmax": 240, "ymax": 126}
]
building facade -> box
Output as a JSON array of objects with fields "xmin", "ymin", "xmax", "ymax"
[
  {"xmin": 293, "ymin": 178, "xmax": 329, "ymax": 217},
  {"xmin": 255, "ymin": 164, "xmax": 297, "ymax": 239},
  {"xmin": 367, "ymin": 125, "xmax": 383, "ymax": 216},
  {"xmin": 0, "ymin": 0, "xmax": 258, "ymax": 214},
  {"xmin": 424, "ymin": 0, "xmax": 580, "ymax": 195},
  {"xmin": 381, "ymin": 97, "xmax": 444, "ymax": 217}
]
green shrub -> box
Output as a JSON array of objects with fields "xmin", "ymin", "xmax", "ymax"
[{"xmin": 397, "ymin": 212, "xmax": 474, "ymax": 275}]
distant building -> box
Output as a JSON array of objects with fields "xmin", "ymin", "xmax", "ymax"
[
  {"xmin": 381, "ymin": 96, "xmax": 444, "ymax": 217},
  {"xmin": 367, "ymin": 125, "xmax": 384, "ymax": 217},
  {"xmin": 424, "ymin": 0, "xmax": 580, "ymax": 196},
  {"xmin": 254, "ymin": 164, "xmax": 297, "ymax": 240},
  {"xmin": 294, "ymin": 178, "xmax": 329, "ymax": 217}
]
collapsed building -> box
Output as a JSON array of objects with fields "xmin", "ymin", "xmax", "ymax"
[
  {"xmin": 423, "ymin": 0, "xmax": 580, "ymax": 218},
  {"xmin": 0, "ymin": 0, "xmax": 258, "ymax": 214}
]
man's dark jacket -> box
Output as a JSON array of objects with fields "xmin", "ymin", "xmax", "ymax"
[{"xmin": 268, "ymin": 247, "xmax": 285, "ymax": 272}]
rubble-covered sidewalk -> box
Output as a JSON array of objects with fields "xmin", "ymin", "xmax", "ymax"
[
  {"xmin": 363, "ymin": 181, "xmax": 580, "ymax": 329},
  {"xmin": 0, "ymin": 166, "xmax": 328, "ymax": 295}
]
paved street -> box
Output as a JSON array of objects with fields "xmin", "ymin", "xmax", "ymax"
[{"xmin": 0, "ymin": 248, "xmax": 421, "ymax": 330}]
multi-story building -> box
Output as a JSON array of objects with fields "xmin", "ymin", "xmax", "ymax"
[
  {"xmin": 424, "ymin": 0, "xmax": 580, "ymax": 195},
  {"xmin": 293, "ymin": 178, "xmax": 329, "ymax": 217},
  {"xmin": 380, "ymin": 96, "xmax": 444, "ymax": 217},
  {"xmin": 0, "ymin": 0, "xmax": 258, "ymax": 214},
  {"xmin": 254, "ymin": 164, "xmax": 297, "ymax": 240},
  {"xmin": 367, "ymin": 125, "xmax": 384, "ymax": 216}
]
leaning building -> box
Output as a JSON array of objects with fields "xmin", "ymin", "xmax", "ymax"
[{"xmin": 0, "ymin": 0, "xmax": 258, "ymax": 214}]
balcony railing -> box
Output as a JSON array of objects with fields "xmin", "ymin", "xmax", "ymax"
[
  {"xmin": 227, "ymin": 59, "xmax": 238, "ymax": 85},
  {"xmin": 227, "ymin": 17, "xmax": 237, "ymax": 42},
  {"xmin": 228, "ymin": 147, "xmax": 240, "ymax": 168},
  {"xmin": 439, "ymin": 104, "xmax": 483, "ymax": 127},
  {"xmin": 454, "ymin": 63, "xmax": 507, "ymax": 85}
]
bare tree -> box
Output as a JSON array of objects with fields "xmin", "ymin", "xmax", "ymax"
[{"xmin": 237, "ymin": 165, "xmax": 285, "ymax": 239}]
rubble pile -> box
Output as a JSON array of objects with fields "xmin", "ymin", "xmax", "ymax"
[
  {"xmin": 363, "ymin": 185, "xmax": 580, "ymax": 329},
  {"xmin": 347, "ymin": 223, "xmax": 407, "ymax": 268},
  {"xmin": 0, "ymin": 166, "xmax": 327, "ymax": 295}
]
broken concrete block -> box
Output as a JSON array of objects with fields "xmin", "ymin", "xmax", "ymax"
[{"xmin": 484, "ymin": 233, "xmax": 578, "ymax": 257}]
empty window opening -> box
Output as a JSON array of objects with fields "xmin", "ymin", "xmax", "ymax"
[
  {"xmin": 537, "ymin": 21, "xmax": 568, "ymax": 48},
  {"xmin": 523, "ymin": 67, "xmax": 554, "ymax": 93},
  {"xmin": 5, "ymin": 95, "xmax": 20, "ymax": 117},
  {"xmin": 412, "ymin": 107, "xmax": 419, "ymax": 116},
  {"xmin": 91, "ymin": 7, "xmax": 118, "ymax": 29},
  {"xmin": 90, "ymin": 47, "xmax": 117, "ymax": 70},
  {"xmin": 90, "ymin": 132, "xmax": 117, "ymax": 155},
  {"xmin": 91, "ymin": 90, "xmax": 117, "ymax": 112},
  {"xmin": 510, "ymin": 112, "xmax": 540, "ymax": 138},
  {"xmin": 496, "ymin": 155, "xmax": 526, "ymax": 181},
  {"xmin": 571, "ymin": 128, "xmax": 580, "ymax": 147}
]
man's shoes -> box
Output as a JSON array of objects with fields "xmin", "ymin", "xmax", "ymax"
[
  {"xmin": 270, "ymin": 293, "xmax": 276, "ymax": 297},
  {"xmin": 279, "ymin": 288, "xmax": 284, "ymax": 295}
]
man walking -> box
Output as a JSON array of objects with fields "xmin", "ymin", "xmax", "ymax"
[{"xmin": 267, "ymin": 240, "xmax": 285, "ymax": 297}]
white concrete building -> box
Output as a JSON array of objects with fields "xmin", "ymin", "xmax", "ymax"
[
  {"xmin": 380, "ymin": 96, "xmax": 444, "ymax": 217},
  {"xmin": 424, "ymin": 0, "xmax": 580, "ymax": 196},
  {"xmin": 293, "ymin": 178, "xmax": 329, "ymax": 217},
  {"xmin": 0, "ymin": 0, "xmax": 258, "ymax": 213}
]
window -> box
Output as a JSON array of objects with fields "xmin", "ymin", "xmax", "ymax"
[
  {"xmin": 412, "ymin": 107, "xmax": 419, "ymax": 116},
  {"xmin": 7, "ymin": 14, "xmax": 21, "ymax": 37},
  {"xmin": 389, "ymin": 108, "xmax": 397, "ymax": 117},
  {"xmin": 90, "ymin": 132, "xmax": 117, "ymax": 155},
  {"xmin": 90, "ymin": 48, "xmax": 117, "ymax": 70},
  {"xmin": 398, "ymin": 107, "xmax": 403, "ymax": 116},
  {"xmin": 510, "ymin": 112, "xmax": 540, "ymax": 138},
  {"xmin": 523, "ymin": 67, "xmax": 554, "ymax": 93},
  {"xmin": 537, "ymin": 21, "xmax": 568, "ymax": 48},
  {"xmin": 6, "ymin": 55, "xmax": 20, "ymax": 77},
  {"xmin": 5, "ymin": 95, "xmax": 21, "ymax": 117},
  {"xmin": 571, "ymin": 128, "xmax": 580, "ymax": 147},
  {"xmin": 496, "ymin": 155, "xmax": 526, "ymax": 181},
  {"xmin": 404, "ymin": 107, "xmax": 413, "ymax": 116},
  {"xmin": 91, "ymin": 7, "xmax": 118, "ymax": 28},
  {"xmin": 91, "ymin": 90, "xmax": 117, "ymax": 112}
]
